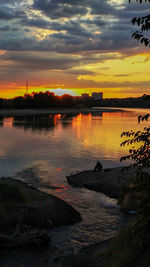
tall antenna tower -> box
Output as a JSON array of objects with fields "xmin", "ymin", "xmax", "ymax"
[{"xmin": 26, "ymin": 80, "xmax": 28, "ymax": 94}]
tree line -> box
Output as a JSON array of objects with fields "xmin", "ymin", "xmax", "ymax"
[
  {"xmin": 0, "ymin": 92, "xmax": 77, "ymax": 109},
  {"xmin": 0, "ymin": 91, "xmax": 150, "ymax": 109}
]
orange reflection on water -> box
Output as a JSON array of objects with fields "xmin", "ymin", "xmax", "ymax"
[
  {"xmin": 55, "ymin": 185, "xmax": 68, "ymax": 192},
  {"xmin": 102, "ymin": 111, "xmax": 128, "ymax": 118},
  {"xmin": 71, "ymin": 111, "xmax": 140, "ymax": 158},
  {"xmin": 53, "ymin": 185, "xmax": 71, "ymax": 200},
  {"xmin": 49, "ymin": 114, "xmax": 62, "ymax": 127},
  {"xmin": 56, "ymin": 114, "xmax": 61, "ymax": 119},
  {"xmin": 56, "ymin": 167, "xmax": 63, "ymax": 172},
  {"xmin": 72, "ymin": 113, "xmax": 93, "ymax": 141},
  {"xmin": 72, "ymin": 113, "xmax": 102, "ymax": 148},
  {"xmin": 3, "ymin": 117, "xmax": 13, "ymax": 128}
]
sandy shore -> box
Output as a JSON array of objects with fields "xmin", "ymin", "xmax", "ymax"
[
  {"xmin": 67, "ymin": 167, "xmax": 136, "ymax": 199},
  {"xmin": 0, "ymin": 107, "xmax": 123, "ymax": 117}
]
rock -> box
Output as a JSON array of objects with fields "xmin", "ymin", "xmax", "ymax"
[
  {"xmin": 67, "ymin": 167, "xmax": 136, "ymax": 199},
  {"xmin": 62, "ymin": 239, "xmax": 111, "ymax": 267},
  {"xmin": 0, "ymin": 178, "xmax": 82, "ymax": 234},
  {"xmin": 94, "ymin": 161, "xmax": 103, "ymax": 171},
  {"xmin": 0, "ymin": 227, "xmax": 50, "ymax": 248}
]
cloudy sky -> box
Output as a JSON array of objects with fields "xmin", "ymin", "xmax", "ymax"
[{"xmin": 0, "ymin": 0, "xmax": 150, "ymax": 98}]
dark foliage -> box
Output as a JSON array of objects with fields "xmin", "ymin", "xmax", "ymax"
[
  {"xmin": 0, "ymin": 93, "xmax": 150, "ymax": 109},
  {"xmin": 129, "ymin": 0, "xmax": 150, "ymax": 46},
  {"xmin": 12, "ymin": 91, "xmax": 76, "ymax": 109},
  {"xmin": 120, "ymin": 115, "xmax": 150, "ymax": 171},
  {"xmin": 120, "ymin": 1, "xmax": 150, "ymax": 171},
  {"xmin": 107, "ymin": 3, "xmax": 150, "ymax": 267}
]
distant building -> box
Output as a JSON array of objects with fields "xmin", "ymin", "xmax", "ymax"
[
  {"xmin": 92, "ymin": 92, "xmax": 103, "ymax": 100},
  {"xmin": 81, "ymin": 93, "xmax": 90, "ymax": 98}
]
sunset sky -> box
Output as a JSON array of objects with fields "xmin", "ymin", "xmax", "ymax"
[{"xmin": 0, "ymin": 0, "xmax": 150, "ymax": 98}]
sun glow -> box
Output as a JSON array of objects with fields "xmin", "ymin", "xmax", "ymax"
[
  {"xmin": 47, "ymin": 88, "xmax": 76, "ymax": 96},
  {"xmin": 0, "ymin": 51, "xmax": 150, "ymax": 99}
]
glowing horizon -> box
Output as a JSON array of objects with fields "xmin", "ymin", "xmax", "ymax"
[
  {"xmin": 0, "ymin": 86, "xmax": 148, "ymax": 99},
  {"xmin": 0, "ymin": 1, "xmax": 150, "ymax": 99}
]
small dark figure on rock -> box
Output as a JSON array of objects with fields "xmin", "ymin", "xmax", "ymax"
[{"xmin": 94, "ymin": 161, "xmax": 103, "ymax": 171}]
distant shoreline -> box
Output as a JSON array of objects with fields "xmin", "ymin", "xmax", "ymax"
[{"xmin": 0, "ymin": 107, "xmax": 123, "ymax": 117}]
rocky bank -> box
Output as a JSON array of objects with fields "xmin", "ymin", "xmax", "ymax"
[
  {"xmin": 67, "ymin": 167, "xmax": 136, "ymax": 199},
  {"xmin": 0, "ymin": 178, "xmax": 81, "ymax": 248}
]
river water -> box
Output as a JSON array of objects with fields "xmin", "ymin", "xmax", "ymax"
[{"xmin": 0, "ymin": 107, "xmax": 149, "ymax": 266}]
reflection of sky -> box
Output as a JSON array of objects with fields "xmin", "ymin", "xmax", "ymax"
[
  {"xmin": 0, "ymin": 111, "xmax": 136, "ymax": 261},
  {"xmin": 0, "ymin": 110, "xmax": 149, "ymax": 180},
  {"xmin": 1, "ymin": 109, "xmax": 148, "ymax": 258},
  {"xmin": 71, "ymin": 111, "xmax": 148, "ymax": 161}
]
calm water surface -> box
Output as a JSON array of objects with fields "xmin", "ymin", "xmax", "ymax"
[
  {"xmin": 0, "ymin": 108, "xmax": 149, "ymax": 265},
  {"xmin": 1, "ymin": 107, "xmax": 149, "ymax": 179}
]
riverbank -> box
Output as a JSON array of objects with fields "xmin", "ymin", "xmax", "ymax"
[
  {"xmin": 62, "ymin": 239, "xmax": 111, "ymax": 267},
  {"xmin": 66, "ymin": 169, "xmax": 150, "ymax": 267},
  {"xmin": 0, "ymin": 107, "xmax": 123, "ymax": 117},
  {"xmin": 67, "ymin": 167, "xmax": 136, "ymax": 199},
  {"xmin": 0, "ymin": 178, "xmax": 81, "ymax": 248}
]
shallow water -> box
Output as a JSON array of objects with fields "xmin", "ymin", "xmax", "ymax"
[{"xmin": 0, "ymin": 108, "xmax": 149, "ymax": 265}]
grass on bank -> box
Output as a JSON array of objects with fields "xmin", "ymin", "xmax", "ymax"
[{"xmin": 106, "ymin": 172, "xmax": 150, "ymax": 267}]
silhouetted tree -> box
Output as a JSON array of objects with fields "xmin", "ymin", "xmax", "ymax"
[
  {"xmin": 120, "ymin": 1, "xmax": 150, "ymax": 172},
  {"xmin": 0, "ymin": 98, "xmax": 3, "ymax": 109},
  {"xmin": 120, "ymin": 114, "xmax": 150, "ymax": 171},
  {"xmin": 60, "ymin": 94, "xmax": 75, "ymax": 107},
  {"xmin": 13, "ymin": 97, "xmax": 26, "ymax": 109},
  {"xmin": 130, "ymin": 0, "xmax": 150, "ymax": 46}
]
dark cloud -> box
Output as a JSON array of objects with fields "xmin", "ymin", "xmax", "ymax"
[
  {"xmin": 0, "ymin": 0, "xmax": 147, "ymax": 54},
  {"xmin": 114, "ymin": 74, "xmax": 129, "ymax": 77},
  {"xmin": 0, "ymin": 37, "xmax": 37, "ymax": 51},
  {"xmin": 0, "ymin": 6, "xmax": 24, "ymax": 20},
  {"xmin": 64, "ymin": 69, "xmax": 95, "ymax": 75},
  {"xmin": 33, "ymin": 0, "xmax": 88, "ymax": 19},
  {"xmin": 0, "ymin": 0, "xmax": 22, "ymax": 3},
  {"xmin": 78, "ymin": 80, "xmax": 150, "ymax": 89},
  {"xmin": 0, "ymin": 51, "xmax": 120, "ymax": 72},
  {"xmin": 0, "ymin": 50, "xmax": 125, "ymax": 85},
  {"xmin": 0, "ymin": 51, "xmax": 81, "ymax": 71},
  {"xmin": 21, "ymin": 18, "xmax": 52, "ymax": 29},
  {"xmin": 90, "ymin": 0, "xmax": 117, "ymax": 16},
  {"xmin": 0, "ymin": 25, "xmax": 10, "ymax": 31},
  {"xmin": 0, "ymin": 0, "xmax": 149, "ymax": 85},
  {"xmin": 0, "ymin": 25, "xmax": 19, "ymax": 31}
]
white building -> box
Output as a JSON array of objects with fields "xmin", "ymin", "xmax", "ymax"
[{"xmin": 92, "ymin": 92, "xmax": 103, "ymax": 100}]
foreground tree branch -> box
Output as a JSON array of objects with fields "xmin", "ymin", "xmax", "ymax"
[{"xmin": 129, "ymin": 0, "xmax": 150, "ymax": 46}]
